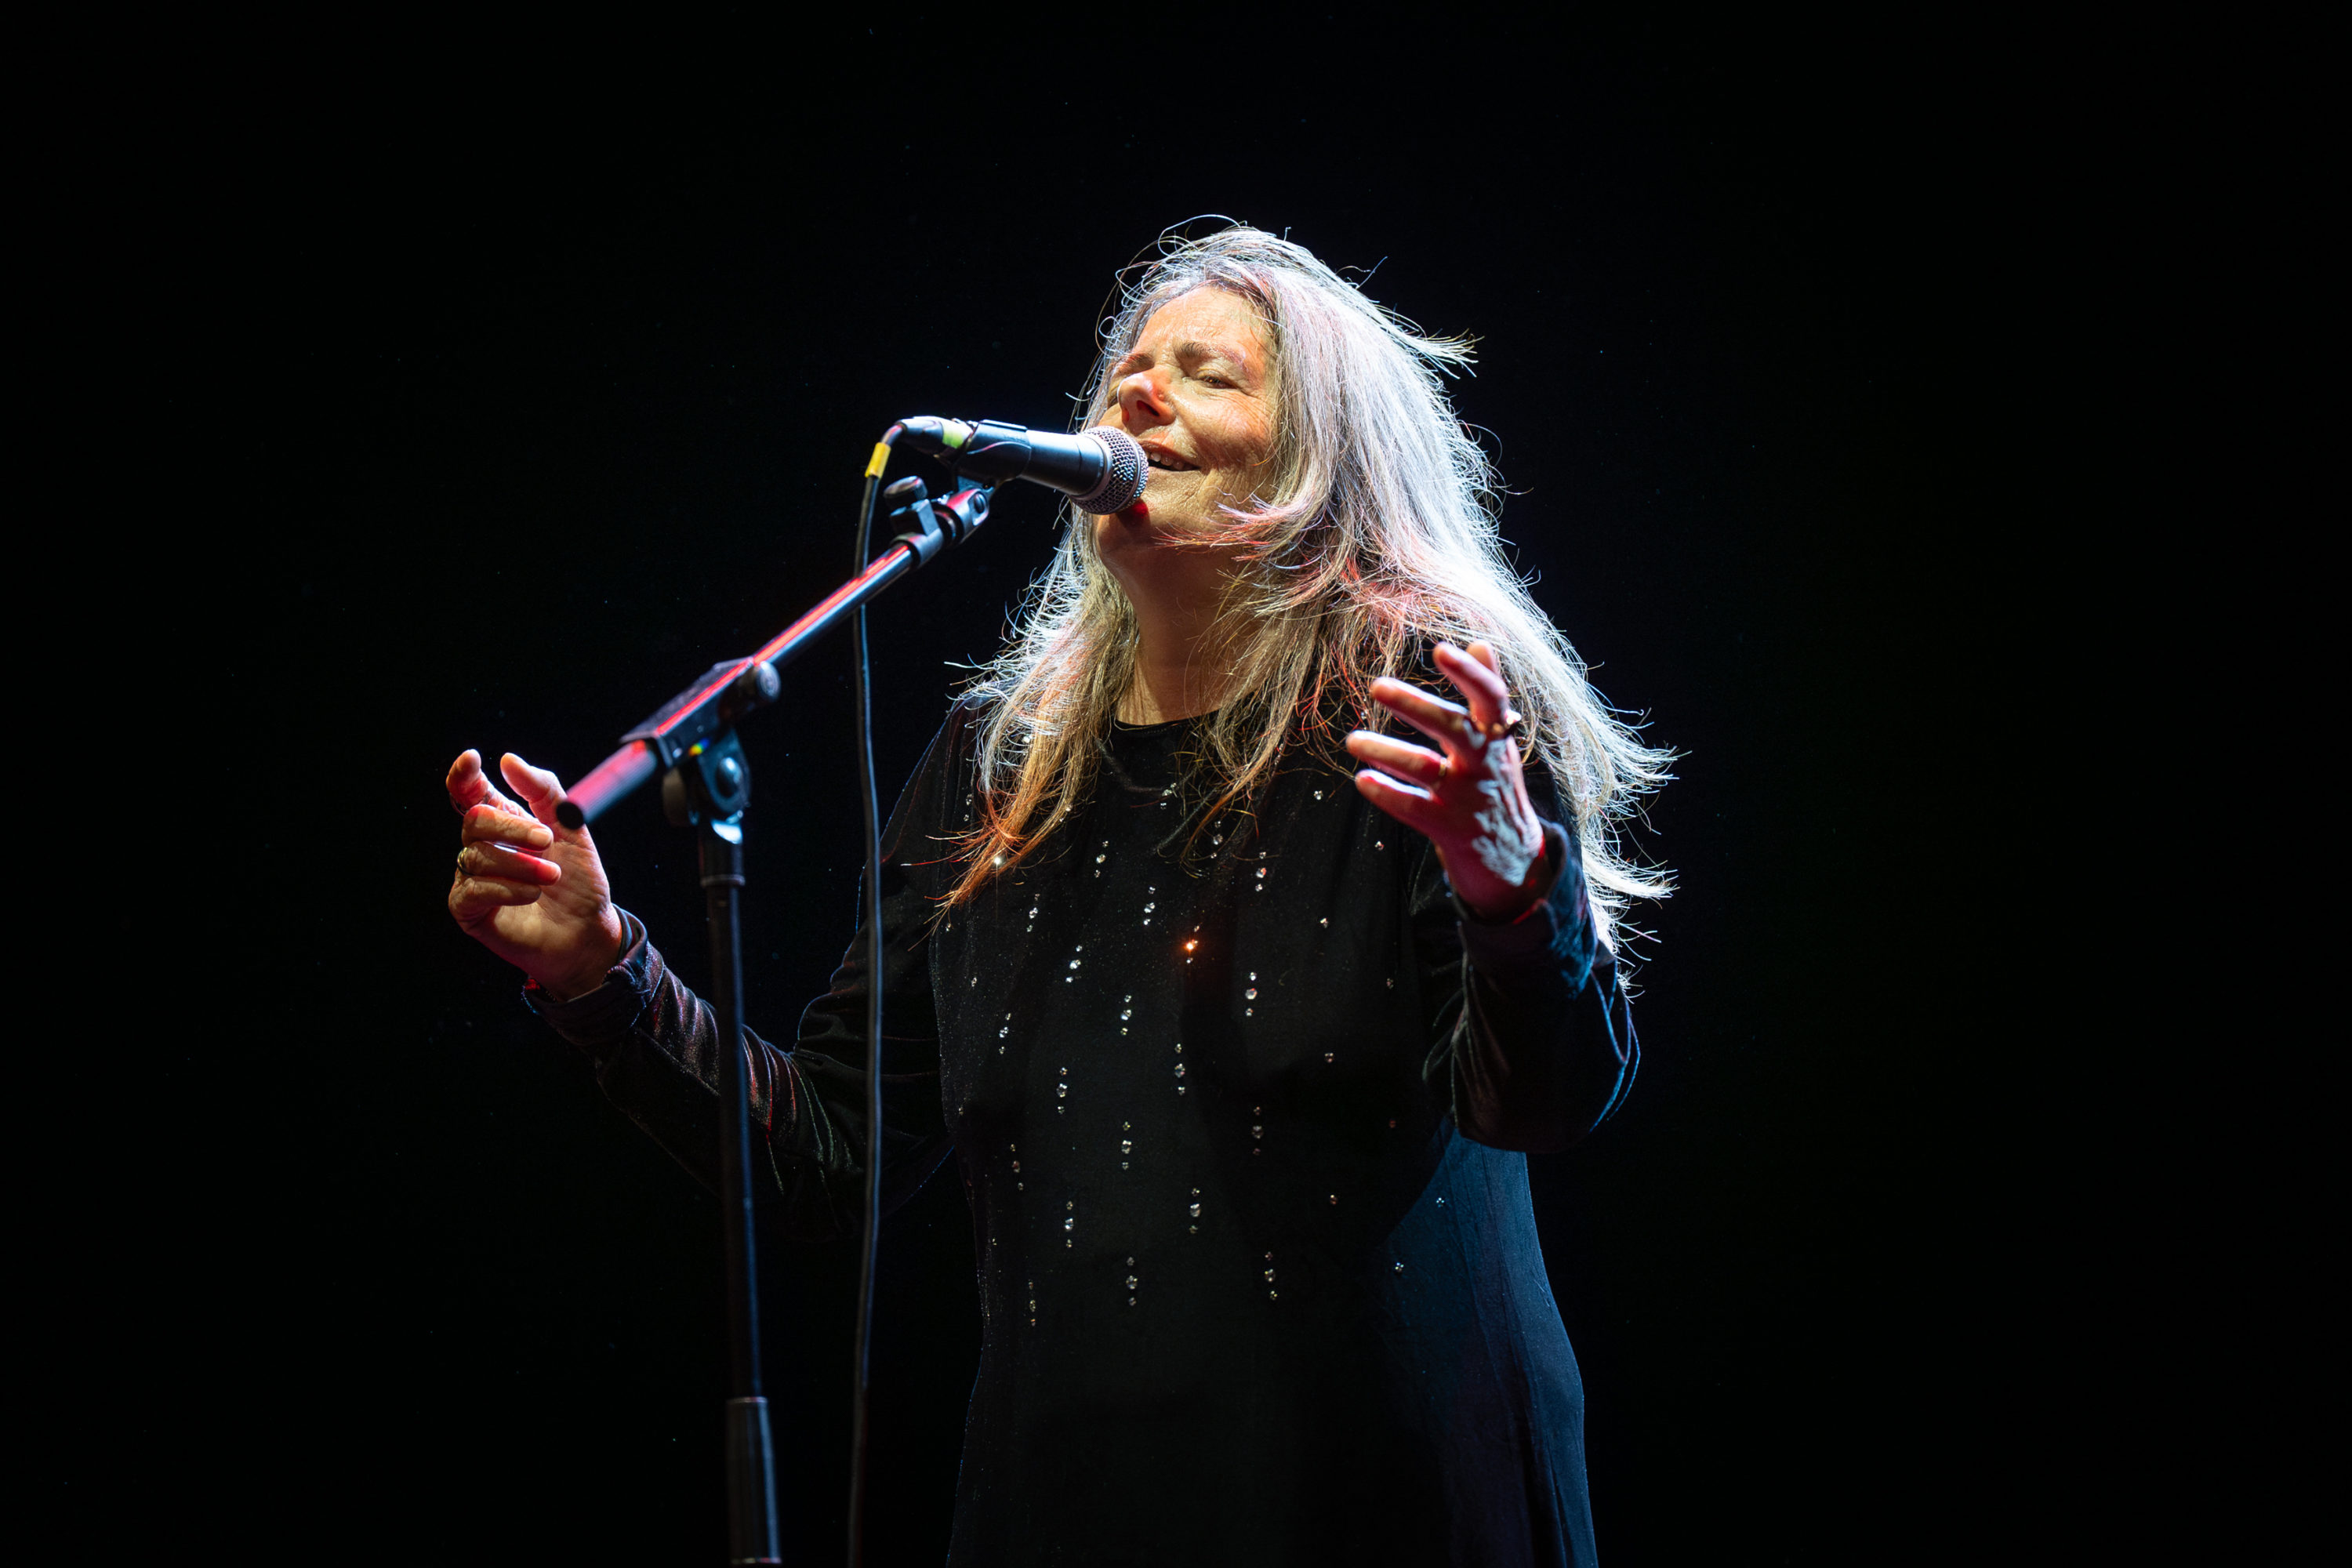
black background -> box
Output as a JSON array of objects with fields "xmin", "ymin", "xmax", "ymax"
[{"xmin": 66, "ymin": 11, "xmax": 2067, "ymax": 1564}]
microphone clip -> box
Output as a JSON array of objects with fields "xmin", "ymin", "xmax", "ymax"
[{"xmin": 881, "ymin": 475, "xmax": 993, "ymax": 565}]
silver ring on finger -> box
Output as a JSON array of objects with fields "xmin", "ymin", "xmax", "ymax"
[{"xmin": 455, "ymin": 848, "xmax": 469, "ymax": 877}]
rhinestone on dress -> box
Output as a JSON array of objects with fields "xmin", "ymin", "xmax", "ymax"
[
  {"xmin": 1189, "ymin": 1202, "xmax": 1201, "ymax": 1218},
  {"xmin": 1245, "ymin": 988, "xmax": 1258, "ymax": 1000},
  {"xmin": 1120, "ymin": 1139, "xmax": 1132, "ymax": 1154},
  {"xmin": 1325, "ymin": 1052, "xmax": 1335, "ymax": 1063}
]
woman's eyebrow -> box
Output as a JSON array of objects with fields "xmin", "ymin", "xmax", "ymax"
[{"xmin": 1174, "ymin": 339, "xmax": 1253, "ymax": 377}]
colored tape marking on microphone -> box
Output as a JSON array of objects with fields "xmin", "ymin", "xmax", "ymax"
[{"xmin": 865, "ymin": 441, "xmax": 892, "ymax": 479}]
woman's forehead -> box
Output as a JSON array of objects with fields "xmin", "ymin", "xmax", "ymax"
[{"xmin": 1134, "ymin": 286, "xmax": 1272, "ymax": 361}]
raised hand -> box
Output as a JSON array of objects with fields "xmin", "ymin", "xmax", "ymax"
[
  {"xmin": 1345, "ymin": 641, "xmax": 1556, "ymax": 923},
  {"xmin": 445, "ymin": 750, "xmax": 626, "ymax": 1000}
]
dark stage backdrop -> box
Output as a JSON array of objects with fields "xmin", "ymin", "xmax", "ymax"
[{"xmin": 79, "ymin": 15, "xmax": 2041, "ymax": 1565}]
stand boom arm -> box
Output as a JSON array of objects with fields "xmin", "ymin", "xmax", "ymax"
[{"xmin": 556, "ymin": 483, "xmax": 989, "ymax": 829}]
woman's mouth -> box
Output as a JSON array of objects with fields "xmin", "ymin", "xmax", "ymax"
[{"xmin": 1142, "ymin": 448, "xmax": 1197, "ymax": 473}]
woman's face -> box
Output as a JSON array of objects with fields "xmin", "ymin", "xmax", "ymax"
[{"xmin": 1091, "ymin": 287, "xmax": 1279, "ymax": 579}]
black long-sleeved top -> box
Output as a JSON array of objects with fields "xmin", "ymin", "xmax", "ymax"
[{"xmin": 529, "ymin": 702, "xmax": 1639, "ymax": 1565}]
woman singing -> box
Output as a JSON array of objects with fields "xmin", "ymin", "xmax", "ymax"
[{"xmin": 446, "ymin": 226, "xmax": 1671, "ymax": 1565}]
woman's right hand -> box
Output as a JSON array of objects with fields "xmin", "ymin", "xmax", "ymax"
[{"xmin": 445, "ymin": 749, "xmax": 626, "ymax": 1001}]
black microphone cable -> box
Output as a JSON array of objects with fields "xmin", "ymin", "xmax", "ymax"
[
  {"xmin": 845, "ymin": 424, "xmax": 899, "ymax": 1568},
  {"xmin": 839, "ymin": 416, "xmax": 1134, "ymax": 1563}
]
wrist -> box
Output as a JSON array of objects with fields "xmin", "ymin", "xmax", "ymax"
[
  {"xmin": 1456, "ymin": 829, "xmax": 1562, "ymax": 925},
  {"xmin": 534, "ymin": 909, "xmax": 627, "ymax": 1003}
]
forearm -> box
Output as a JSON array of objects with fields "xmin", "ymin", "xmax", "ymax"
[
  {"xmin": 524, "ymin": 913, "xmax": 899, "ymax": 1239},
  {"xmin": 1439, "ymin": 822, "xmax": 1640, "ymax": 1150}
]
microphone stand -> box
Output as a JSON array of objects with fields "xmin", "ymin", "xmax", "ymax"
[{"xmin": 558, "ymin": 475, "xmax": 992, "ymax": 1566}]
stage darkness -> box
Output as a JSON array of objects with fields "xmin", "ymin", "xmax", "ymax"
[{"xmin": 80, "ymin": 16, "xmax": 2031, "ymax": 1565}]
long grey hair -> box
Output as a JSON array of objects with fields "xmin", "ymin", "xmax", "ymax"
[{"xmin": 949, "ymin": 224, "xmax": 1672, "ymax": 952}]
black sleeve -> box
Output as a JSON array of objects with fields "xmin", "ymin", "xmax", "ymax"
[
  {"xmin": 526, "ymin": 710, "xmax": 967, "ymax": 1240},
  {"xmin": 1408, "ymin": 782, "xmax": 1641, "ymax": 1152}
]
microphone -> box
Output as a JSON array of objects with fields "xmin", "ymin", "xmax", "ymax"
[{"xmin": 897, "ymin": 418, "xmax": 1148, "ymax": 515}]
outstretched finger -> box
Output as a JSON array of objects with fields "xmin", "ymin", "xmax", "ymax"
[
  {"xmin": 1352, "ymin": 767, "xmax": 1446, "ymax": 837},
  {"xmin": 462, "ymin": 802, "xmax": 554, "ymax": 851},
  {"xmin": 460, "ymin": 807, "xmax": 559, "ymax": 887},
  {"xmin": 1369, "ymin": 676, "xmax": 1475, "ymax": 757},
  {"xmin": 1434, "ymin": 641, "xmax": 1511, "ymax": 733},
  {"xmin": 499, "ymin": 753, "xmax": 572, "ymax": 832},
  {"xmin": 1345, "ymin": 730, "xmax": 1446, "ymax": 787},
  {"xmin": 457, "ymin": 838, "xmax": 563, "ymax": 886},
  {"xmin": 448, "ymin": 750, "xmax": 528, "ymax": 818}
]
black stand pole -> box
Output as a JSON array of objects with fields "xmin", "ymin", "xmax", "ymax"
[
  {"xmin": 661, "ymin": 732, "xmax": 779, "ymax": 1564},
  {"xmin": 701, "ymin": 808, "xmax": 779, "ymax": 1565}
]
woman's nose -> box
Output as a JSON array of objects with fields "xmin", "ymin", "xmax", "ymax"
[{"xmin": 1116, "ymin": 368, "xmax": 1174, "ymax": 430}]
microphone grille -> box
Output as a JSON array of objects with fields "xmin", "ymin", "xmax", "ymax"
[{"xmin": 1070, "ymin": 426, "xmax": 1148, "ymax": 515}]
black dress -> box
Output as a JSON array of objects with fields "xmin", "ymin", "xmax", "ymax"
[{"xmin": 529, "ymin": 702, "xmax": 1639, "ymax": 1566}]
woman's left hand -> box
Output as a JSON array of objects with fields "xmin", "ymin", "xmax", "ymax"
[{"xmin": 1346, "ymin": 641, "xmax": 1555, "ymax": 923}]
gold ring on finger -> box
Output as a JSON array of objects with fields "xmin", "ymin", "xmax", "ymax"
[{"xmin": 1476, "ymin": 710, "xmax": 1527, "ymax": 741}]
